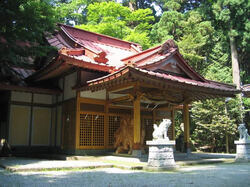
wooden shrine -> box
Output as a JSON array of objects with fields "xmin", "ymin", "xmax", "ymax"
[{"xmin": 0, "ymin": 24, "xmax": 240, "ymax": 155}]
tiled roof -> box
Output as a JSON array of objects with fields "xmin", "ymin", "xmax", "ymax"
[
  {"xmin": 46, "ymin": 32, "xmax": 72, "ymax": 49},
  {"xmin": 121, "ymin": 40, "xmax": 205, "ymax": 81},
  {"xmin": 59, "ymin": 24, "xmax": 142, "ymax": 52},
  {"xmin": 135, "ymin": 68, "xmax": 236, "ymax": 92},
  {"xmin": 12, "ymin": 67, "xmax": 35, "ymax": 79},
  {"xmin": 40, "ymin": 24, "xmax": 239, "ymax": 100},
  {"xmin": 82, "ymin": 67, "xmax": 239, "ymax": 98},
  {"xmin": 45, "ymin": 24, "xmax": 140, "ymax": 70}
]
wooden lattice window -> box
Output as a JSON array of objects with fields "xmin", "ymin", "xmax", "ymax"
[
  {"xmin": 143, "ymin": 118, "xmax": 154, "ymax": 143},
  {"xmin": 79, "ymin": 113, "xmax": 104, "ymax": 147},
  {"xmin": 108, "ymin": 115, "xmax": 121, "ymax": 146},
  {"xmin": 80, "ymin": 113, "xmax": 92, "ymax": 146},
  {"xmin": 92, "ymin": 115, "xmax": 104, "ymax": 146}
]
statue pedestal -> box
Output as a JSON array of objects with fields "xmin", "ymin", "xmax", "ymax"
[
  {"xmin": 146, "ymin": 139, "xmax": 178, "ymax": 170},
  {"xmin": 234, "ymin": 140, "xmax": 250, "ymax": 162}
]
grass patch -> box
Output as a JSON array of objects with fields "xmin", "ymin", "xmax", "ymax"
[{"xmin": 7, "ymin": 165, "xmax": 114, "ymax": 173}]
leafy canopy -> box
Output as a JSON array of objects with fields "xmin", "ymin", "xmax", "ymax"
[
  {"xmin": 76, "ymin": 2, "xmax": 154, "ymax": 49},
  {"xmin": 0, "ymin": 0, "xmax": 57, "ymax": 70},
  {"xmin": 151, "ymin": 4, "xmax": 214, "ymax": 74}
]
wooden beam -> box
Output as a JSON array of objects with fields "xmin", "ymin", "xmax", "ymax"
[
  {"xmin": 172, "ymin": 109, "xmax": 175, "ymax": 140},
  {"xmin": 107, "ymin": 83, "xmax": 135, "ymax": 93},
  {"xmin": 78, "ymin": 97, "xmax": 106, "ymax": 105},
  {"xmin": 109, "ymin": 95, "xmax": 132, "ymax": 104}
]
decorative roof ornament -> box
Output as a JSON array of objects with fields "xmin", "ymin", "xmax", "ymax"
[{"xmin": 158, "ymin": 39, "xmax": 178, "ymax": 55}]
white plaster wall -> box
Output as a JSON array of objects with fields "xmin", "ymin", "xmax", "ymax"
[
  {"xmin": 80, "ymin": 90, "xmax": 106, "ymax": 100},
  {"xmin": 11, "ymin": 91, "xmax": 32, "ymax": 102},
  {"xmin": 50, "ymin": 107, "xmax": 56, "ymax": 146},
  {"xmin": 33, "ymin": 94, "xmax": 52, "ymax": 104},
  {"xmin": 31, "ymin": 107, "xmax": 51, "ymax": 146},
  {"xmin": 9, "ymin": 105, "xmax": 30, "ymax": 146},
  {"xmin": 52, "ymin": 95, "xmax": 57, "ymax": 105},
  {"xmin": 109, "ymin": 93, "xmax": 126, "ymax": 99},
  {"xmin": 64, "ymin": 72, "xmax": 76, "ymax": 100}
]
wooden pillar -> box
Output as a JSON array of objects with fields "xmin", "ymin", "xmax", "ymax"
[
  {"xmin": 133, "ymin": 94, "xmax": 141, "ymax": 148},
  {"xmin": 183, "ymin": 102, "xmax": 190, "ymax": 153},
  {"xmin": 75, "ymin": 91, "xmax": 80, "ymax": 149},
  {"xmin": 104, "ymin": 91, "xmax": 109, "ymax": 148},
  {"xmin": 171, "ymin": 109, "xmax": 175, "ymax": 140}
]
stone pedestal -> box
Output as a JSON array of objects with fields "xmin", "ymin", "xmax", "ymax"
[
  {"xmin": 234, "ymin": 140, "xmax": 250, "ymax": 162},
  {"xmin": 132, "ymin": 150, "xmax": 142, "ymax": 158},
  {"xmin": 146, "ymin": 140, "xmax": 177, "ymax": 170}
]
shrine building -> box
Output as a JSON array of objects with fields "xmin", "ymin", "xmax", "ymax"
[{"xmin": 0, "ymin": 24, "xmax": 240, "ymax": 155}]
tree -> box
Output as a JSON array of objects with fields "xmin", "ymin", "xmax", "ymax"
[
  {"xmin": 211, "ymin": 0, "xmax": 250, "ymax": 122},
  {"xmin": 54, "ymin": 0, "xmax": 88, "ymax": 25},
  {"xmin": 0, "ymin": 0, "xmax": 57, "ymax": 81},
  {"xmin": 191, "ymin": 99, "xmax": 238, "ymax": 153},
  {"xmin": 151, "ymin": 3, "xmax": 214, "ymax": 74},
  {"xmin": 212, "ymin": 0, "xmax": 249, "ymax": 88},
  {"xmin": 76, "ymin": 2, "xmax": 154, "ymax": 49},
  {"xmin": 191, "ymin": 57, "xmax": 242, "ymax": 153}
]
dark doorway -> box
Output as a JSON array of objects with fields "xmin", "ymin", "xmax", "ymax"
[{"xmin": 0, "ymin": 91, "xmax": 10, "ymax": 140}]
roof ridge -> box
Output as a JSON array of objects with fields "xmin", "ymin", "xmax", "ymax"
[{"xmin": 121, "ymin": 45, "xmax": 161, "ymax": 62}]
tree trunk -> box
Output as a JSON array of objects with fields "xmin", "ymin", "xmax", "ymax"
[
  {"xmin": 229, "ymin": 36, "xmax": 240, "ymax": 89},
  {"xmin": 129, "ymin": 1, "xmax": 135, "ymax": 11},
  {"xmin": 226, "ymin": 132, "xmax": 229, "ymax": 153},
  {"xmin": 229, "ymin": 35, "xmax": 243, "ymax": 122}
]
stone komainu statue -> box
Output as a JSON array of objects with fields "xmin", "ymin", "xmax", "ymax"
[
  {"xmin": 152, "ymin": 119, "xmax": 172, "ymax": 141},
  {"xmin": 114, "ymin": 117, "xmax": 145, "ymax": 154},
  {"xmin": 238, "ymin": 123, "xmax": 250, "ymax": 140}
]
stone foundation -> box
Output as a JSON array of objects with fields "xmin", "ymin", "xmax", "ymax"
[
  {"xmin": 234, "ymin": 140, "xmax": 250, "ymax": 162},
  {"xmin": 146, "ymin": 140, "xmax": 177, "ymax": 170}
]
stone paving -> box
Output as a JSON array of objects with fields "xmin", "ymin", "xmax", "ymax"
[
  {"xmin": 0, "ymin": 163, "xmax": 249, "ymax": 186},
  {"xmin": 0, "ymin": 153, "xmax": 246, "ymax": 187}
]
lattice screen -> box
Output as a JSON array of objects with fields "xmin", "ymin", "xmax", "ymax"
[
  {"xmin": 92, "ymin": 115, "xmax": 104, "ymax": 146},
  {"xmin": 80, "ymin": 113, "xmax": 92, "ymax": 146},
  {"xmin": 143, "ymin": 118, "xmax": 154, "ymax": 143},
  {"xmin": 79, "ymin": 113, "xmax": 104, "ymax": 147},
  {"xmin": 108, "ymin": 115, "xmax": 121, "ymax": 146}
]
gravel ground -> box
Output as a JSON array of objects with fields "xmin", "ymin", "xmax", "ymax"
[{"xmin": 0, "ymin": 163, "xmax": 249, "ymax": 187}]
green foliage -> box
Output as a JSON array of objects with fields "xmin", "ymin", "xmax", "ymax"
[
  {"xmin": 191, "ymin": 99, "xmax": 238, "ymax": 152},
  {"xmin": 151, "ymin": 8, "xmax": 214, "ymax": 73},
  {"xmin": 205, "ymin": 62, "xmax": 232, "ymax": 84},
  {"xmin": 76, "ymin": 2, "xmax": 154, "ymax": 49},
  {"xmin": 211, "ymin": 0, "xmax": 250, "ymax": 84},
  {"xmin": 124, "ymin": 32, "xmax": 151, "ymax": 49},
  {"xmin": 191, "ymin": 60, "xmax": 243, "ymax": 153},
  {"xmin": 0, "ymin": 0, "xmax": 57, "ymax": 73},
  {"xmin": 55, "ymin": 0, "xmax": 88, "ymax": 25}
]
